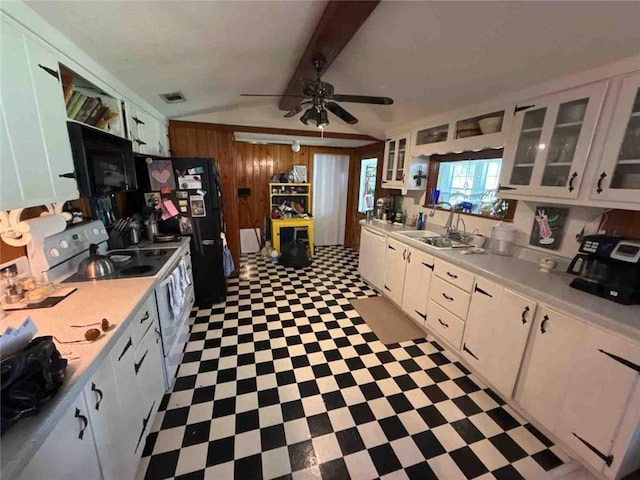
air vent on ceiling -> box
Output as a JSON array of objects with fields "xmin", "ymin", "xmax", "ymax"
[{"xmin": 159, "ymin": 91, "xmax": 186, "ymax": 104}]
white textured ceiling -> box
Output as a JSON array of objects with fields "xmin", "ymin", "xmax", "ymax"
[{"xmin": 27, "ymin": 1, "xmax": 640, "ymax": 139}]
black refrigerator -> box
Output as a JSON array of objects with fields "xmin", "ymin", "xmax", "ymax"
[{"xmin": 131, "ymin": 155, "xmax": 226, "ymax": 305}]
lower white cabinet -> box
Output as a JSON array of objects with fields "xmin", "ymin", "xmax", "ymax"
[
  {"xmin": 18, "ymin": 396, "xmax": 101, "ymax": 480},
  {"xmin": 554, "ymin": 327, "xmax": 640, "ymax": 475},
  {"xmin": 383, "ymin": 237, "xmax": 408, "ymax": 305},
  {"xmin": 358, "ymin": 227, "xmax": 387, "ymax": 290},
  {"xmin": 516, "ymin": 306, "xmax": 587, "ymax": 431},
  {"xmin": 400, "ymin": 249, "xmax": 434, "ymax": 325},
  {"xmin": 462, "ymin": 278, "xmax": 536, "ymax": 397}
]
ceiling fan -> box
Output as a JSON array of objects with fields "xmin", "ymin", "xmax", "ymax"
[{"xmin": 240, "ymin": 58, "xmax": 393, "ymax": 127}]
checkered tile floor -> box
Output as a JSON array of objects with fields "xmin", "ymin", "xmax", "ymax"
[{"xmin": 137, "ymin": 246, "xmax": 570, "ymax": 480}]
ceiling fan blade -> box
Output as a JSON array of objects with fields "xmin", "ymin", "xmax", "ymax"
[
  {"xmin": 331, "ymin": 94, "xmax": 394, "ymax": 105},
  {"xmin": 284, "ymin": 102, "xmax": 310, "ymax": 118},
  {"xmin": 325, "ymin": 102, "xmax": 358, "ymax": 125},
  {"xmin": 240, "ymin": 94, "xmax": 306, "ymax": 97}
]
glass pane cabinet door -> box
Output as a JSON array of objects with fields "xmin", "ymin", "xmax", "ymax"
[
  {"xmin": 386, "ymin": 140, "xmax": 396, "ymax": 182},
  {"xmin": 541, "ymin": 98, "xmax": 589, "ymax": 188},
  {"xmin": 415, "ymin": 124, "xmax": 448, "ymax": 145},
  {"xmin": 395, "ymin": 138, "xmax": 406, "ymax": 181},
  {"xmin": 509, "ymin": 108, "xmax": 546, "ymax": 185},
  {"xmin": 610, "ymin": 87, "xmax": 640, "ymax": 190}
]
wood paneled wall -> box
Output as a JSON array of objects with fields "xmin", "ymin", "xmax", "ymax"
[{"xmin": 168, "ymin": 120, "xmax": 365, "ymax": 265}]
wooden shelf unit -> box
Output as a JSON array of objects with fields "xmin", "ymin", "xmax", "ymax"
[{"xmin": 269, "ymin": 183, "xmax": 312, "ymax": 215}]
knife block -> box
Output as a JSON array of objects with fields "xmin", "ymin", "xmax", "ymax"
[{"xmin": 107, "ymin": 229, "xmax": 131, "ymax": 250}]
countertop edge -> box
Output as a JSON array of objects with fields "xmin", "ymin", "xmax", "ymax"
[
  {"xmin": 360, "ymin": 221, "xmax": 640, "ymax": 344},
  {"xmin": 0, "ymin": 239, "xmax": 191, "ymax": 479}
]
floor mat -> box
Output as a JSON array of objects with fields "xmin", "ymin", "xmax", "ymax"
[{"xmin": 351, "ymin": 296, "xmax": 426, "ymax": 345}]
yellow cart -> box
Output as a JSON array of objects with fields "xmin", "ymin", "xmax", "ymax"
[{"xmin": 271, "ymin": 217, "xmax": 314, "ymax": 258}]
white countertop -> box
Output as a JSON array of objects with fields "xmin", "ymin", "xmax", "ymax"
[
  {"xmin": 0, "ymin": 238, "xmax": 190, "ymax": 479},
  {"xmin": 361, "ymin": 220, "xmax": 640, "ymax": 343}
]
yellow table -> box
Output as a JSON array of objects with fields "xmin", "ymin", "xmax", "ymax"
[{"xmin": 271, "ymin": 218, "xmax": 314, "ymax": 258}]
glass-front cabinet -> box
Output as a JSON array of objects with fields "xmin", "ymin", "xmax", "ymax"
[
  {"xmin": 382, "ymin": 132, "xmax": 410, "ymax": 189},
  {"xmin": 500, "ymin": 81, "xmax": 608, "ymax": 199},
  {"xmin": 591, "ymin": 72, "xmax": 640, "ymax": 203}
]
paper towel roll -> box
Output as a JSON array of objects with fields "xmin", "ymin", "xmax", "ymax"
[{"xmin": 20, "ymin": 214, "xmax": 66, "ymax": 240}]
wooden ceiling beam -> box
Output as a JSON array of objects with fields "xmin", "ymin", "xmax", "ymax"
[{"xmin": 278, "ymin": 0, "xmax": 380, "ymax": 111}]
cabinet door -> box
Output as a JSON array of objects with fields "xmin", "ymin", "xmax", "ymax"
[
  {"xmin": 383, "ymin": 238, "xmax": 407, "ymax": 305},
  {"xmin": 18, "ymin": 395, "xmax": 101, "ymax": 480},
  {"xmin": 0, "ymin": 18, "xmax": 77, "ymax": 210},
  {"xmin": 131, "ymin": 107, "xmax": 155, "ymax": 154},
  {"xmin": 382, "ymin": 138, "xmax": 397, "ymax": 186},
  {"xmin": 592, "ymin": 73, "xmax": 640, "ymax": 203},
  {"xmin": 359, "ymin": 228, "xmax": 386, "ymax": 290},
  {"xmin": 401, "ymin": 248, "xmax": 434, "ymax": 325},
  {"xmin": 110, "ymin": 329, "xmax": 144, "ymax": 473},
  {"xmin": 516, "ymin": 307, "xmax": 587, "ymax": 431},
  {"xmin": 134, "ymin": 322, "xmax": 165, "ymax": 454},
  {"xmin": 500, "ymin": 82, "xmax": 607, "ymax": 199},
  {"xmin": 555, "ymin": 328, "xmax": 640, "ymax": 472},
  {"xmin": 125, "ymin": 100, "xmax": 139, "ymax": 148},
  {"xmin": 83, "ymin": 356, "xmax": 130, "ymax": 480},
  {"xmin": 464, "ymin": 281, "xmax": 536, "ymax": 398},
  {"xmin": 395, "ymin": 135, "xmax": 408, "ymax": 184},
  {"xmin": 156, "ymin": 117, "xmax": 170, "ymax": 157}
]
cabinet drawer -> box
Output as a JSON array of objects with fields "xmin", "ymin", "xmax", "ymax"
[
  {"xmin": 131, "ymin": 294, "xmax": 157, "ymax": 347},
  {"xmin": 434, "ymin": 259, "xmax": 474, "ymax": 292},
  {"xmin": 430, "ymin": 276, "xmax": 471, "ymax": 320},
  {"xmin": 426, "ymin": 299, "xmax": 464, "ymax": 349}
]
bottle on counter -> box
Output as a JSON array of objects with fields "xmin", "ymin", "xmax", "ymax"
[{"xmin": 417, "ymin": 212, "xmax": 425, "ymax": 230}]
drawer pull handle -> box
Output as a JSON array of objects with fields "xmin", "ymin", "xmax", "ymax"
[
  {"xmin": 134, "ymin": 350, "xmax": 149, "ymax": 374},
  {"xmin": 421, "ymin": 262, "xmax": 434, "ymax": 270},
  {"xmin": 442, "ymin": 293, "xmax": 454, "ymax": 302},
  {"xmin": 118, "ymin": 337, "xmax": 133, "ymax": 361},
  {"xmin": 521, "ymin": 306, "xmax": 530, "ymax": 324},
  {"xmin": 540, "ymin": 315, "xmax": 549, "ymax": 334},
  {"xmin": 463, "ymin": 343, "xmax": 479, "ymax": 361},
  {"xmin": 140, "ymin": 311, "xmax": 150, "ymax": 324},
  {"xmin": 74, "ymin": 408, "xmax": 89, "ymax": 440},
  {"xmin": 403, "ymin": 249, "xmax": 406, "ymax": 260},
  {"xmin": 438, "ymin": 318, "xmax": 449, "ymax": 328},
  {"xmin": 407, "ymin": 250, "xmax": 411, "ymax": 262},
  {"xmin": 474, "ymin": 285, "xmax": 492, "ymax": 297},
  {"xmin": 598, "ymin": 349, "xmax": 640, "ymax": 374},
  {"xmin": 415, "ymin": 310, "xmax": 426, "ymax": 320},
  {"xmin": 91, "ymin": 382, "xmax": 104, "ymax": 411},
  {"xmin": 572, "ymin": 433, "xmax": 613, "ymax": 467},
  {"xmin": 446, "ymin": 272, "xmax": 458, "ymax": 279}
]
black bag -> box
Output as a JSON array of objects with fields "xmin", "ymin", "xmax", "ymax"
[
  {"xmin": 279, "ymin": 239, "xmax": 312, "ymax": 269},
  {"xmin": 1, "ymin": 336, "xmax": 68, "ymax": 435}
]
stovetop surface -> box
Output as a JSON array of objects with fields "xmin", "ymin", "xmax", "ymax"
[{"xmin": 62, "ymin": 248, "xmax": 177, "ymax": 283}]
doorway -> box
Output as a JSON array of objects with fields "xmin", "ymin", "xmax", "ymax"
[{"xmin": 313, "ymin": 153, "xmax": 349, "ymax": 245}]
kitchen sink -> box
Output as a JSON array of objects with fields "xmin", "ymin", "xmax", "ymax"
[
  {"xmin": 420, "ymin": 236, "xmax": 469, "ymax": 249},
  {"xmin": 397, "ymin": 230, "xmax": 442, "ymax": 239}
]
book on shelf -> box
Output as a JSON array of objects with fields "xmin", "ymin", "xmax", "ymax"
[
  {"xmin": 75, "ymin": 97, "xmax": 99, "ymax": 123},
  {"xmin": 66, "ymin": 91, "xmax": 83, "ymax": 117},
  {"xmin": 67, "ymin": 92, "xmax": 87, "ymax": 119},
  {"xmin": 86, "ymin": 103, "xmax": 107, "ymax": 126},
  {"xmin": 97, "ymin": 110, "xmax": 118, "ymax": 129},
  {"xmin": 61, "ymin": 72, "xmax": 75, "ymax": 105}
]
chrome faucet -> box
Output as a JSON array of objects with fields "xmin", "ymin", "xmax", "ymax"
[{"xmin": 429, "ymin": 202, "xmax": 466, "ymax": 239}]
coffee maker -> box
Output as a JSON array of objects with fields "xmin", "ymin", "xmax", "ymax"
[
  {"xmin": 567, "ymin": 235, "xmax": 640, "ymax": 305},
  {"xmin": 374, "ymin": 197, "xmax": 392, "ymax": 221}
]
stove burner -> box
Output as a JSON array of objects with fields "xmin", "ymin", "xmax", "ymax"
[
  {"xmin": 120, "ymin": 265, "xmax": 154, "ymax": 276},
  {"xmin": 144, "ymin": 250, "xmax": 168, "ymax": 257}
]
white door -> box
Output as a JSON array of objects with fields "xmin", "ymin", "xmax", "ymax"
[
  {"xmin": 383, "ymin": 238, "xmax": 407, "ymax": 305},
  {"xmin": 313, "ymin": 153, "xmax": 349, "ymax": 245},
  {"xmin": 83, "ymin": 356, "xmax": 130, "ymax": 480},
  {"xmin": 0, "ymin": 17, "xmax": 77, "ymax": 210},
  {"xmin": 110, "ymin": 328, "xmax": 144, "ymax": 474},
  {"xmin": 500, "ymin": 82, "xmax": 607, "ymax": 198},
  {"xmin": 401, "ymin": 248, "xmax": 434, "ymax": 325},
  {"xmin": 359, "ymin": 227, "xmax": 386, "ymax": 290},
  {"xmin": 18, "ymin": 395, "xmax": 101, "ymax": 480},
  {"xmin": 464, "ymin": 280, "xmax": 536, "ymax": 398},
  {"xmin": 554, "ymin": 327, "xmax": 640, "ymax": 472},
  {"xmin": 516, "ymin": 307, "xmax": 587, "ymax": 431},
  {"xmin": 591, "ymin": 72, "xmax": 640, "ymax": 203}
]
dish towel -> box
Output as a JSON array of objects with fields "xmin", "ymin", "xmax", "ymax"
[
  {"xmin": 168, "ymin": 259, "xmax": 192, "ymax": 318},
  {"xmin": 221, "ymin": 233, "xmax": 235, "ymax": 277}
]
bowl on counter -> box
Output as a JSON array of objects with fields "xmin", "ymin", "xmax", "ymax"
[{"xmin": 478, "ymin": 116, "xmax": 503, "ymax": 134}]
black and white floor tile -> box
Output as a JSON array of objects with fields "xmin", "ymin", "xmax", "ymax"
[{"xmin": 137, "ymin": 246, "xmax": 572, "ymax": 480}]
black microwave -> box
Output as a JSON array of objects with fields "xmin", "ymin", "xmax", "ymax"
[{"xmin": 67, "ymin": 122, "xmax": 137, "ymax": 196}]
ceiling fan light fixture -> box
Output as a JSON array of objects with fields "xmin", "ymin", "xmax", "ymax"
[
  {"xmin": 318, "ymin": 108, "xmax": 329, "ymax": 128},
  {"xmin": 299, "ymin": 108, "xmax": 313, "ymax": 125}
]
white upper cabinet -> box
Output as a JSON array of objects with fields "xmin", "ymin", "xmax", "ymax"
[
  {"xmin": 126, "ymin": 100, "xmax": 169, "ymax": 157},
  {"xmin": 0, "ymin": 16, "xmax": 78, "ymax": 210},
  {"xmin": 382, "ymin": 133, "xmax": 411, "ymax": 189},
  {"xmin": 590, "ymin": 72, "xmax": 640, "ymax": 203},
  {"xmin": 499, "ymin": 81, "xmax": 608, "ymax": 199}
]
